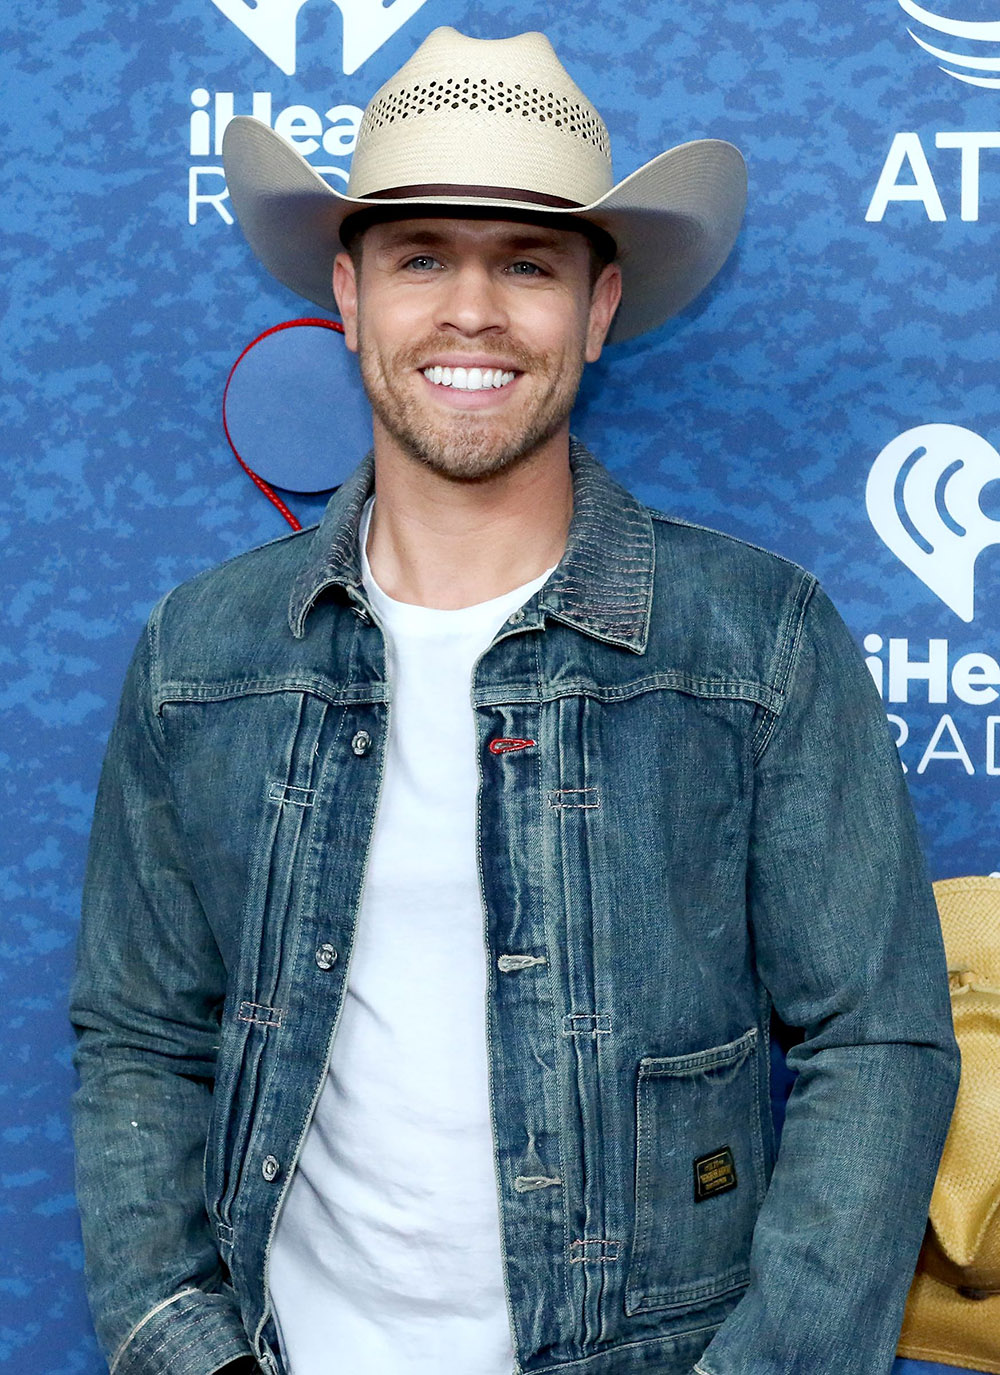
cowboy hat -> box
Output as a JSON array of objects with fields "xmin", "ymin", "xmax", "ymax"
[
  {"xmin": 897, "ymin": 875, "xmax": 1000, "ymax": 1374},
  {"xmin": 221, "ymin": 27, "xmax": 747, "ymax": 343}
]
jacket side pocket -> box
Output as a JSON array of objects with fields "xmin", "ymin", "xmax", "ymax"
[{"xmin": 625, "ymin": 1027, "xmax": 764, "ymax": 1317}]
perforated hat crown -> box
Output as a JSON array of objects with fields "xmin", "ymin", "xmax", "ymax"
[
  {"xmin": 347, "ymin": 29, "xmax": 613, "ymax": 210},
  {"xmin": 222, "ymin": 27, "xmax": 748, "ymax": 342}
]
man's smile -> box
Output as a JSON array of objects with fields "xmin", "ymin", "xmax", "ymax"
[{"xmin": 420, "ymin": 365, "xmax": 518, "ymax": 391}]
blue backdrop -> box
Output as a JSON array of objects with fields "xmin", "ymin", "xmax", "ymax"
[{"xmin": 3, "ymin": 0, "xmax": 998, "ymax": 1369}]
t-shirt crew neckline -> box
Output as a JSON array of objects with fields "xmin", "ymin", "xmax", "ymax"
[{"xmin": 359, "ymin": 497, "xmax": 556, "ymax": 631}]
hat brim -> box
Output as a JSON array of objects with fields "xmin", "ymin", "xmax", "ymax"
[
  {"xmin": 222, "ymin": 116, "xmax": 746, "ymax": 344},
  {"xmin": 899, "ymin": 1269, "xmax": 1000, "ymax": 1374}
]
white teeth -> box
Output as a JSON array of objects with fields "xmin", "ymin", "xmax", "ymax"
[{"xmin": 422, "ymin": 367, "xmax": 517, "ymax": 391}]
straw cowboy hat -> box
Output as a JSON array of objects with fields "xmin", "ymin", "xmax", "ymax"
[
  {"xmin": 221, "ymin": 26, "xmax": 747, "ymax": 344},
  {"xmin": 897, "ymin": 875, "xmax": 1000, "ymax": 1374}
]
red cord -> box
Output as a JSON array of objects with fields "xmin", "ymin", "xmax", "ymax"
[{"xmin": 222, "ymin": 318, "xmax": 346, "ymax": 532}]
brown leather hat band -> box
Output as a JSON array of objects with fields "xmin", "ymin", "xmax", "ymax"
[{"xmin": 365, "ymin": 183, "xmax": 585, "ymax": 209}]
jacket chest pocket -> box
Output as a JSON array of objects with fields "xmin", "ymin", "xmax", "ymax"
[{"xmin": 625, "ymin": 1027, "xmax": 764, "ymax": 1317}]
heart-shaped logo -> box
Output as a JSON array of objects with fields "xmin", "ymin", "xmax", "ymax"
[{"xmin": 866, "ymin": 424, "xmax": 1000, "ymax": 623}]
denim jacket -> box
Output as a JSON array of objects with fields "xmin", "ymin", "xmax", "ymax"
[{"xmin": 72, "ymin": 442, "xmax": 959, "ymax": 1375}]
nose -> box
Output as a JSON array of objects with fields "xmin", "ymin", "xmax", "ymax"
[{"xmin": 435, "ymin": 261, "xmax": 508, "ymax": 337}]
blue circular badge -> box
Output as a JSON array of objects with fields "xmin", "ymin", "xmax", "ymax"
[{"xmin": 223, "ymin": 318, "xmax": 372, "ymax": 494}]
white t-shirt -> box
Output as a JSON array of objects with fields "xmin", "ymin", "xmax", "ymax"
[{"xmin": 268, "ymin": 503, "xmax": 552, "ymax": 1374}]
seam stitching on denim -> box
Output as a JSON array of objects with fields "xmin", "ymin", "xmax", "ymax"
[
  {"xmin": 109, "ymin": 1289, "xmax": 201, "ymax": 1374},
  {"xmin": 570, "ymin": 1238, "xmax": 623, "ymax": 1261},
  {"xmin": 548, "ymin": 787, "xmax": 600, "ymax": 808},
  {"xmin": 238, "ymin": 1000, "xmax": 283, "ymax": 1028},
  {"xmin": 268, "ymin": 782, "xmax": 316, "ymax": 807},
  {"xmin": 562, "ymin": 1012, "xmax": 612, "ymax": 1036}
]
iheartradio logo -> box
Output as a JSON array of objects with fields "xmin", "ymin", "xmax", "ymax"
[
  {"xmin": 866, "ymin": 424, "xmax": 1000, "ymax": 623},
  {"xmin": 897, "ymin": 0, "xmax": 1000, "ymax": 88},
  {"xmin": 211, "ymin": 0, "xmax": 431, "ymax": 76}
]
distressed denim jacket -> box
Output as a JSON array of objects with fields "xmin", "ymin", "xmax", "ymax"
[{"xmin": 72, "ymin": 442, "xmax": 959, "ymax": 1375}]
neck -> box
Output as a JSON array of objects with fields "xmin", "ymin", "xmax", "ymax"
[{"xmin": 365, "ymin": 427, "xmax": 574, "ymax": 609}]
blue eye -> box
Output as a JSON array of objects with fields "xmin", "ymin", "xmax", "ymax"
[
  {"xmin": 407, "ymin": 255, "xmax": 439, "ymax": 271},
  {"xmin": 509, "ymin": 260, "xmax": 544, "ymax": 275}
]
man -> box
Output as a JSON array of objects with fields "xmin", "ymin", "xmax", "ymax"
[{"xmin": 72, "ymin": 27, "xmax": 959, "ymax": 1375}]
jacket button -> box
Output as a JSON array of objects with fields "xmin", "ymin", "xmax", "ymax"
[
  {"xmin": 315, "ymin": 943, "xmax": 338, "ymax": 970},
  {"xmin": 261, "ymin": 1155, "xmax": 280, "ymax": 1182},
  {"xmin": 507, "ymin": 608, "xmax": 525, "ymax": 625},
  {"xmin": 351, "ymin": 730, "xmax": 372, "ymax": 756}
]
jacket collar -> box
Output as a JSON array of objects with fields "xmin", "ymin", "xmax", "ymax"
[{"xmin": 288, "ymin": 438, "xmax": 654, "ymax": 653}]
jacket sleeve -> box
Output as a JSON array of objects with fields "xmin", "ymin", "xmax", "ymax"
[
  {"xmin": 695, "ymin": 580, "xmax": 960, "ymax": 1375},
  {"xmin": 70, "ymin": 612, "xmax": 256, "ymax": 1375}
]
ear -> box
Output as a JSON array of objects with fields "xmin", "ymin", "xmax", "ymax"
[
  {"xmin": 333, "ymin": 252, "xmax": 359, "ymax": 353},
  {"xmin": 585, "ymin": 262, "xmax": 623, "ymax": 364}
]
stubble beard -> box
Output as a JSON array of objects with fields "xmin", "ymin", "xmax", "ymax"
[{"xmin": 358, "ymin": 328, "xmax": 586, "ymax": 482}]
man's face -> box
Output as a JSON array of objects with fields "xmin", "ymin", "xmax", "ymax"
[{"xmin": 333, "ymin": 217, "xmax": 621, "ymax": 482}]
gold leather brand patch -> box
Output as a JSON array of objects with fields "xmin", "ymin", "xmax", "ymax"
[{"xmin": 694, "ymin": 1147, "xmax": 737, "ymax": 1202}]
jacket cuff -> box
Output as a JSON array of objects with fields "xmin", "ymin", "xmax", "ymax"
[{"xmin": 111, "ymin": 1289, "xmax": 254, "ymax": 1375}]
